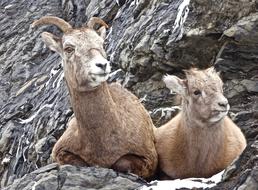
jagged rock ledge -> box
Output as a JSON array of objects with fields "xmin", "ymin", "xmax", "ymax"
[
  {"xmin": 0, "ymin": 0, "xmax": 258, "ymax": 189},
  {"xmin": 2, "ymin": 163, "xmax": 146, "ymax": 190}
]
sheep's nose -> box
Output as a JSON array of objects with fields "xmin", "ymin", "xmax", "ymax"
[
  {"xmin": 96, "ymin": 63, "xmax": 107, "ymax": 71},
  {"xmin": 218, "ymin": 100, "xmax": 228, "ymax": 108}
]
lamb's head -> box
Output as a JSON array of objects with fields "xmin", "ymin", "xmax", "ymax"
[
  {"xmin": 164, "ymin": 67, "xmax": 230, "ymax": 125},
  {"xmin": 32, "ymin": 16, "xmax": 111, "ymax": 91}
]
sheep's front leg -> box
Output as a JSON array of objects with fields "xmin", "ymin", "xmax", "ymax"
[
  {"xmin": 53, "ymin": 149, "xmax": 88, "ymax": 167},
  {"xmin": 112, "ymin": 154, "xmax": 152, "ymax": 179},
  {"xmin": 52, "ymin": 117, "xmax": 88, "ymax": 166}
]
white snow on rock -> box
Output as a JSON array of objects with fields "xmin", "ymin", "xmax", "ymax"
[{"xmin": 140, "ymin": 171, "xmax": 223, "ymax": 190}]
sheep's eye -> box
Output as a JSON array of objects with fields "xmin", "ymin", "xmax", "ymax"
[
  {"xmin": 193, "ymin": 90, "xmax": 201, "ymax": 96},
  {"xmin": 64, "ymin": 46, "xmax": 75, "ymax": 54}
]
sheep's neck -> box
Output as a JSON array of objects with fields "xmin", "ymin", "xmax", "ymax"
[
  {"xmin": 180, "ymin": 107, "xmax": 225, "ymax": 166},
  {"xmin": 181, "ymin": 112, "xmax": 224, "ymax": 142},
  {"xmin": 68, "ymin": 82, "xmax": 119, "ymax": 131}
]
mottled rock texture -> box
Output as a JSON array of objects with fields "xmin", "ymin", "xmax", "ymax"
[
  {"xmin": 0, "ymin": 0, "xmax": 257, "ymax": 189},
  {"xmin": 2, "ymin": 164, "xmax": 145, "ymax": 190}
]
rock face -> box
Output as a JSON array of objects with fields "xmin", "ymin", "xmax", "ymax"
[
  {"xmin": 0, "ymin": 0, "xmax": 257, "ymax": 189},
  {"xmin": 2, "ymin": 164, "xmax": 145, "ymax": 190}
]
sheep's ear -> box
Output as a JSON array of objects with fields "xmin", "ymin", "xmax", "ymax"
[
  {"xmin": 41, "ymin": 32, "xmax": 63, "ymax": 56},
  {"xmin": 163, "ymin": 74, "xmax": 187, "ymax": 95},
  {"xmin": 206, "ymin": 66, "xmax": 222, "ymax": 77},
  {"xmin": 206, "ymin": 67, "xmax": 216, "ymax": 74},
  {"xmin": 97, "ymin": 26, "xmax": 106, "ymax": 39}
]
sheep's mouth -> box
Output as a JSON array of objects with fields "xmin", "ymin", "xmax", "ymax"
[
  {"xmin": 214, "ymin": 109, "xmax": 228, "ymax": 113},
  {"xmin": 209, "ymin": 110, "xmax": 228, "ymax": 123},
  {"xmin": 212, "ymin": 109, "xmax": 228, "ymax": 115},
  {"xmin": 213, "ymin": 106, "xmax": 230, "ymax": 114},
  {"xmin": 92, "ymin": 73, "xmax": 108, "ymax": 77},
  {"xmin": 90, "ymin": 72, "xmax": 110, "ymax": 77},
  {"xmin": 88, "ymin": 72, "xmax": 110, "ymax": 85}
]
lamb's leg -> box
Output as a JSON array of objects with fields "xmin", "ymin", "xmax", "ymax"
[
  {"xmin": 111, "ymin": 154, "xmax": 153, "ymax": 179},
  {"xmin": 54, "ymin": 149, "xmax": 88, "ymax": 167}
]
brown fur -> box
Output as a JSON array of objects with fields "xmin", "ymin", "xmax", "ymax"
[
  {"xmin": 155, "ymin": 68, "xmax": 246, "ymax": 179},
  {"xmin": 53, "ymin": 83, "xmax": 157, "ymax": 178},
  {"xmin": 33, "ymin": 16, "xmax": 157, "ymax": 178}
]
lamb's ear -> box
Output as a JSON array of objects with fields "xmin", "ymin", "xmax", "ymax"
[
  {"xmin": 163, "ymin": 74, "xmax": 187, "ymax": 95},
  {"xmin": 206, "ymin": 67, "xmax": 216, "ymax": 74},
  {"xmin": 97, "ymin": 26, "xmax": 106, "ymax": 39},
  {"xmin": 41, "ymin": 32, "xmax": 63, "ymax": 56}
]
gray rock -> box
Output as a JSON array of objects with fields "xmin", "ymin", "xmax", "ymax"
[
  {"xmin": 2, "ymin": 165, "xmax": 144, "ymax": 190},
  {"xmin": 0, "ymin": 0, "xmax": 257, "ymax": 189},
  {"xmin": 211, "ymin": 140, "xmax": 258, "ymax": 190},
  {"xmin": 224, "ymin": 12, "xmax": 258, "ymax": 43}
]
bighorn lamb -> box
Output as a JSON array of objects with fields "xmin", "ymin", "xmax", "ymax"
[
  {"xmin": 155, "ymin": 67, "xmax": 246, "ymax": 179},
  {"xmin": 32, "ymin": 16, "xmax": 157, "ymax": 178}
]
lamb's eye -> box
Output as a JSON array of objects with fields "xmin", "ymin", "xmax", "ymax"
[
  {"xmin": 64, "ymin": 46, "xmax": 75, "ymax": 54},
  {"xmin": 193, "ymin": 90, "xmax": 201, "ymax": 96}
]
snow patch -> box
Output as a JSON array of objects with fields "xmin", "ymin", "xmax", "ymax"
[
  {"xmin": 31, "ymin": 181, "xmax": 38, "ymax": 190},
  {"xmin": 152, "ymin": 106, "xmax": 181, "ymax": 115},
  {"xmin": 171, "ymin": 0, "xmax": 191, "ymax": 41},
  {"xmin": 140, "ymin": 171, "xmax": 223, "ymax": 190},
  {"xmin": 186, "ymin": 27, "xmax": 206, "ymax": 36},
  {"xmin": 173, "ymin": 0, "xmax": 190, "ymax": 32},
  {"xmin": 1, "ymin": 157, "xmax": 11, "ymax": 165},
  {"xmin": 140, "ymin": 95, "xmax": 148, "ymax": 102},
  {"xmin": 122, "ymin": 72, "xmax": 134, "ymax": 87},
  {"xmin": 18, "ymin": 103, "xmax": 54, "ymax": 124},
  {"xmin": 152, "ymin": 106, "xmax": 181, "ymax": 120},
  {"xmin": 106, "ymin": 26, "xmax": 113, "ymax": 40},
  {"xmin": 45, "ymin": 65, "xmax": 62, "ymax": 87},
  {"xmin": 109, "ymin": 69, "xmax": 123, "ymax": 78},
  {"xmin": 52, "ymin": 71, "xmax": 64, "ymax": 89}
]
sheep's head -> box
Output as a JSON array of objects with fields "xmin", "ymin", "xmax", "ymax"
[
  {"xmin": 164, "ymin": 67, "xmax": 230, "ymax": 125},
  {"xmin": 32, "ymin": 16, "xmax": 111, "ymax": 91}
]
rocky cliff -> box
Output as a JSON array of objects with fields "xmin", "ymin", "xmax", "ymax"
[{"xmin": 0, "ymin": 0, "xmax": 257, "ymax": 189}]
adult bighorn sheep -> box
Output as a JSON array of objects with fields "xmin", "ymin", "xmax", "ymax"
[
  {"xmin": 155, "ymin": 67, "xmax": 246, "ymax": 179},
  {"xmin": 32, "ymin": 16, "xmax": 157, "ymax": 178}
]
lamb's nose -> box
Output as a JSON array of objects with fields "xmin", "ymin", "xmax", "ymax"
[
  {"xmin": 96, "ymin": 63, "xmax": 107, "ymax": 71},
  {"xmin": 218, "ymin": 100, "xmax": 228, "ymax": 108}
]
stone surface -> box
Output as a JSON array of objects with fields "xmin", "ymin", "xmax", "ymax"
[
  {"xmin": 0, "ymin": 0, "xmax": 257, "ymax": 189},
  {"xmin": 2, "ymin": 164, "xmax": 145, "ymax": 190}
]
